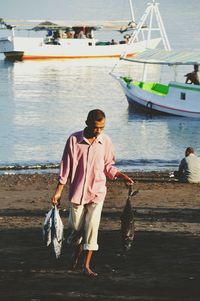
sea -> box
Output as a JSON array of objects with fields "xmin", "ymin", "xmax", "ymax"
[{"xmin": 0, "ymin": 0, "xmax": 200, "ymax": 175}]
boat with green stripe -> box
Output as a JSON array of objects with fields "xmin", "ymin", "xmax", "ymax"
[{"xmin": 117, "ymin": 49, "xmax": 200, "ymax": 118}]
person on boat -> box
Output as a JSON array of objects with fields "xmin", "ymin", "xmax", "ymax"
[
  {"xmin": 74, "ymin": 27, "xmax": 86, "ymax": 39},
  {"xmin": 111, "ymin": 39, "xmax": 117, "ymax": 45},
  {"xmin": 85, "ymin": 27, "xmax": 93, "ymax": 39},
  {"xmin": 52, "ymin": 30, "xmax": 61, "ymax": 45},
  {"xmin": 185, "ymin": 64, "xmax": 200, "ymax": 85},
  {"xmin": 124, "ymin": 34, "xmax": 131, "ymax": 44},
  {"xmin": 65, "ymin": 30, "xmax": 74, "ymax": 39},
  {"xmin": 174, "ymin": 146, "xmax": 200, "ymax": 183},
  {"xmin": 51, "ymin": 109, "xmax": 134, "ymax": 276},
  {"xmin": 46, "ymin": 29, "xmax": 53, "ymax": 37}
]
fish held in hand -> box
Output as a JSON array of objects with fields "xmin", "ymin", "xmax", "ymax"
[
  {"xmin": 43, "ymin": 205, "xmax": 64, "ymax": 258},
  {"xmin": 121, "ymin": 188, "xmax": 139, "ymax": 252}
]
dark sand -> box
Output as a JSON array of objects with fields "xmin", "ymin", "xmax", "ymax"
[{"xmin": 0, "ymin": 172, "xmax": 199, "ymax": 301}]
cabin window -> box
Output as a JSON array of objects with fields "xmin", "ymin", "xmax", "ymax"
[{"xmin": 180, "ymin": 92, "xmax": 186, "ymax": 100}]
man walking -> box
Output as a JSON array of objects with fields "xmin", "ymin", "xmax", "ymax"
[{"xmin": 51, "ymin": 109, "xmax": 133, "ymax": 276}]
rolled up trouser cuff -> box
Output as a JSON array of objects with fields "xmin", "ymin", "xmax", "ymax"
[{"xmin": 83, "ymin": 243, "xmax": 99, "ymax": 251}]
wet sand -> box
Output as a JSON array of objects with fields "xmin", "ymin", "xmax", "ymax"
[{"xmin": 0, "ymin": 172, "xmax": 200, "ymax": 301}]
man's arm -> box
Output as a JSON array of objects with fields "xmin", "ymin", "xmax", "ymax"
[
  {"xmin": 115, "ymin": 171, "xmax": 134, "ymax": 185},
  {"xmin": 179, "ymin": 158, "xmax": 186, "ymax": 173},
  {"xmin": 51, "ymin": 137, "xmax": 72, "ymax": 205},
  {"xmin": 51, "ymin": 182, "xmax": 65, "ymax": 205}
]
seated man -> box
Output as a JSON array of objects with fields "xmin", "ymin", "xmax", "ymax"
[
  {"xmin": 174, "ymin": 147, "xmax": 200, "ymax": 183},
  {"xmin": 185, "ymin": 64, "xmax": 200, "ymax": 85}
]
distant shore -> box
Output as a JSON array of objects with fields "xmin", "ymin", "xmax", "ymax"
[{"xmin": 0, "ymin": 172, "xmax": 199, "ymax": 300}]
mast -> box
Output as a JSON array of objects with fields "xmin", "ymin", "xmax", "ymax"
[{"xmin": 128, "ymin": 0, "xmax": 136, "ymax": 22}]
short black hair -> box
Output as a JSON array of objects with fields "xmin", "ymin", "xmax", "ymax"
[
  {"xmin": 185, "ymin": 146, "xmax": 194, "ymax": 157},
  {"xmin": 86, "ymin": 109, "xmax": 105, "ymax": 124}
]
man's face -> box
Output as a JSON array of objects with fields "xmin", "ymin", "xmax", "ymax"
[{"xmin": 88, "ymin": 118, "xmax": 105, "ymax": 137}]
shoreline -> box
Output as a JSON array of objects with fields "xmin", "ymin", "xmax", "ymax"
[
  {"xmin": 0, "ymin": 159, "xmax": 180, "ymax": 175},
  {"xmin": 0, "ymin": 168, "xmax": 177, "ymax": 177}
]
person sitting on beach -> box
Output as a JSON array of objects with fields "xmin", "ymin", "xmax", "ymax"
[
  {"xmin": 51, "ymin": 109, "xmax": 134, "ymax": 277},
  {"xmin": 174, "ymin": 146, "xmax": 200, "ymax": 183},
  {"xmin": 185, "ymin": 64, "xmax": 200, "ymax": 85}
]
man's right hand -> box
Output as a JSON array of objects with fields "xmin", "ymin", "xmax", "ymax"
[
  {"xmin": 51, "ymin": 182, "xmax": 65, "ymax": 205},
  {"xmin": 51, "ymin": 193, "xmax": 61, "ymax": 206}
]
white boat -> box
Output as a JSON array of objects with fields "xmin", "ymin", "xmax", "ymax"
[
  {"xmin": 113, "ymin": 1, "xmax": 200, "ymax": 118},
  {"xmin": 0, "ymin": 33, "xmax": 160, "ymax": 61},
  {"xmin": 118, "ymin": 49, "xmax": 200, "ymax": 118},
  {"xmin": 0, "ymin": 1, "xmax": 161, "ymax": 61}
]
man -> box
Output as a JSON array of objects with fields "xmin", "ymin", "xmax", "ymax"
[
  {"xmin": 175, "ymin": 147, "xmax": 200, "ymax": 183},
  {"xmin": 51, "ymin": 109, "xmax": 133, "ymax": 276},
  {"xmin": 185, "ymin": 64, "xmax": 200, "ymax": 85}
]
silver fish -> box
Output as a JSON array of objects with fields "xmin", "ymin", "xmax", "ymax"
[
  {"xmin": 43, "ymin": 205, "xmax": 64, "ymax": 258},
  {"xmin": 121, "ymin": 188, "xmax": 139, "ymax": 252}
]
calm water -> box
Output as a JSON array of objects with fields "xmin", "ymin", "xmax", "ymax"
[{"xmin": 0, "ymin": 0, "xmax": 200, "ymax": 174}]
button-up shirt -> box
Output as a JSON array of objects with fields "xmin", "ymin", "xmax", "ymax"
[{"xmin": 59, "ymin": 130, "xmax": 118, "ymax": 204}]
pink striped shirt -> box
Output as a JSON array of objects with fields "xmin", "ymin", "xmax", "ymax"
[{"xmin": 59, "ymin": 130, "xmax": 118, "ymax": 204}]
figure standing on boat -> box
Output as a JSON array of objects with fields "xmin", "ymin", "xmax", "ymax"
[{"xmin": 185, "ymin": 64, "xmax": 200, "ymax": 85}]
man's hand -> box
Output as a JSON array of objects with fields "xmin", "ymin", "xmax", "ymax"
[
  {"xmin": 123, "ymin": 174, "xmax": 134, "ymax": 186},
  {"xmin": 51, "ymin": 193, "xmax": 61, "ymax": 206},
  {"xmin": 115, "ymin": 171, "xmax": 134, "ymax": 186},
  {"xmin": 51, "ymin": 183, "xmax": 65, "ymax": 205}
]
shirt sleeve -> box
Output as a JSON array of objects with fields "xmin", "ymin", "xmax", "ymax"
[
  {"xmin": 58, "ymin": 137, "xmax": 72, "ymax": 185},
  {"xmin": 179, "ymin": 158, "xmax": 186, "ymax": 173},
  {"xmin": 104, "ymin": 136, "xmax": 118, "ymax": 180}
]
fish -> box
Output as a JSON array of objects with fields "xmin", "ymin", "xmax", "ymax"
[
  {"xmin": 43, "ymin": 205, "xmax": 64, "ymax": 258},
  {"xmin": 121, "ymin": 188, "xmax": 139, "ymax": 252}
]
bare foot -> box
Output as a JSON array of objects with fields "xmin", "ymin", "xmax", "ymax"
[
  {"xmin": 83, "ymin": 267, "xmax": 98, "ymax": 277},
  {"xmin": 69, "ymin": 244, "xmax": 83, "ymax": 270}
]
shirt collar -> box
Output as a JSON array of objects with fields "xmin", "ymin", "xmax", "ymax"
[
  {"xmin": 77, "ymin": 131, "xmax": 84, "ymax": 143},
  {"xmin": 96, "ymin": 134, "xmax": 103, "ymax": 144},
  {"xmin": 77, "ymin": 130, "xmax": 103, "ymax": 144}
]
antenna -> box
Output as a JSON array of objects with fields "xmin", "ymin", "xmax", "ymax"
[{"xmin": 128, "ymin": 0, "xmax": 136, "ymax": 23}]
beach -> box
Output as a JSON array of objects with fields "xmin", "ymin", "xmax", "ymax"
[
  {"xmin": 0, "ymin": 172, "xmax": 199, "ymax": 301},
  {"xmin": 1, "ymin": 0, "xmax": 200, "ymax": 300}
]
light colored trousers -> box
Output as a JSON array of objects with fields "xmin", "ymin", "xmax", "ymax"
[{"xmin": 67, "ymin": 201, "xmax": 104, "ymax": 251}]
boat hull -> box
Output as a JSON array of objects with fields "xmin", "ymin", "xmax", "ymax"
[
  {"xmin": 119, "ymin": 79, "xmax": 200, "ymax": 118},
  {"xmin": 127, "ymin": 96, "xmax": 169, "ymax": 115},
  {"xmin": 0, "ymin": 36, "xmax": 161, "ymax": 60}
]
